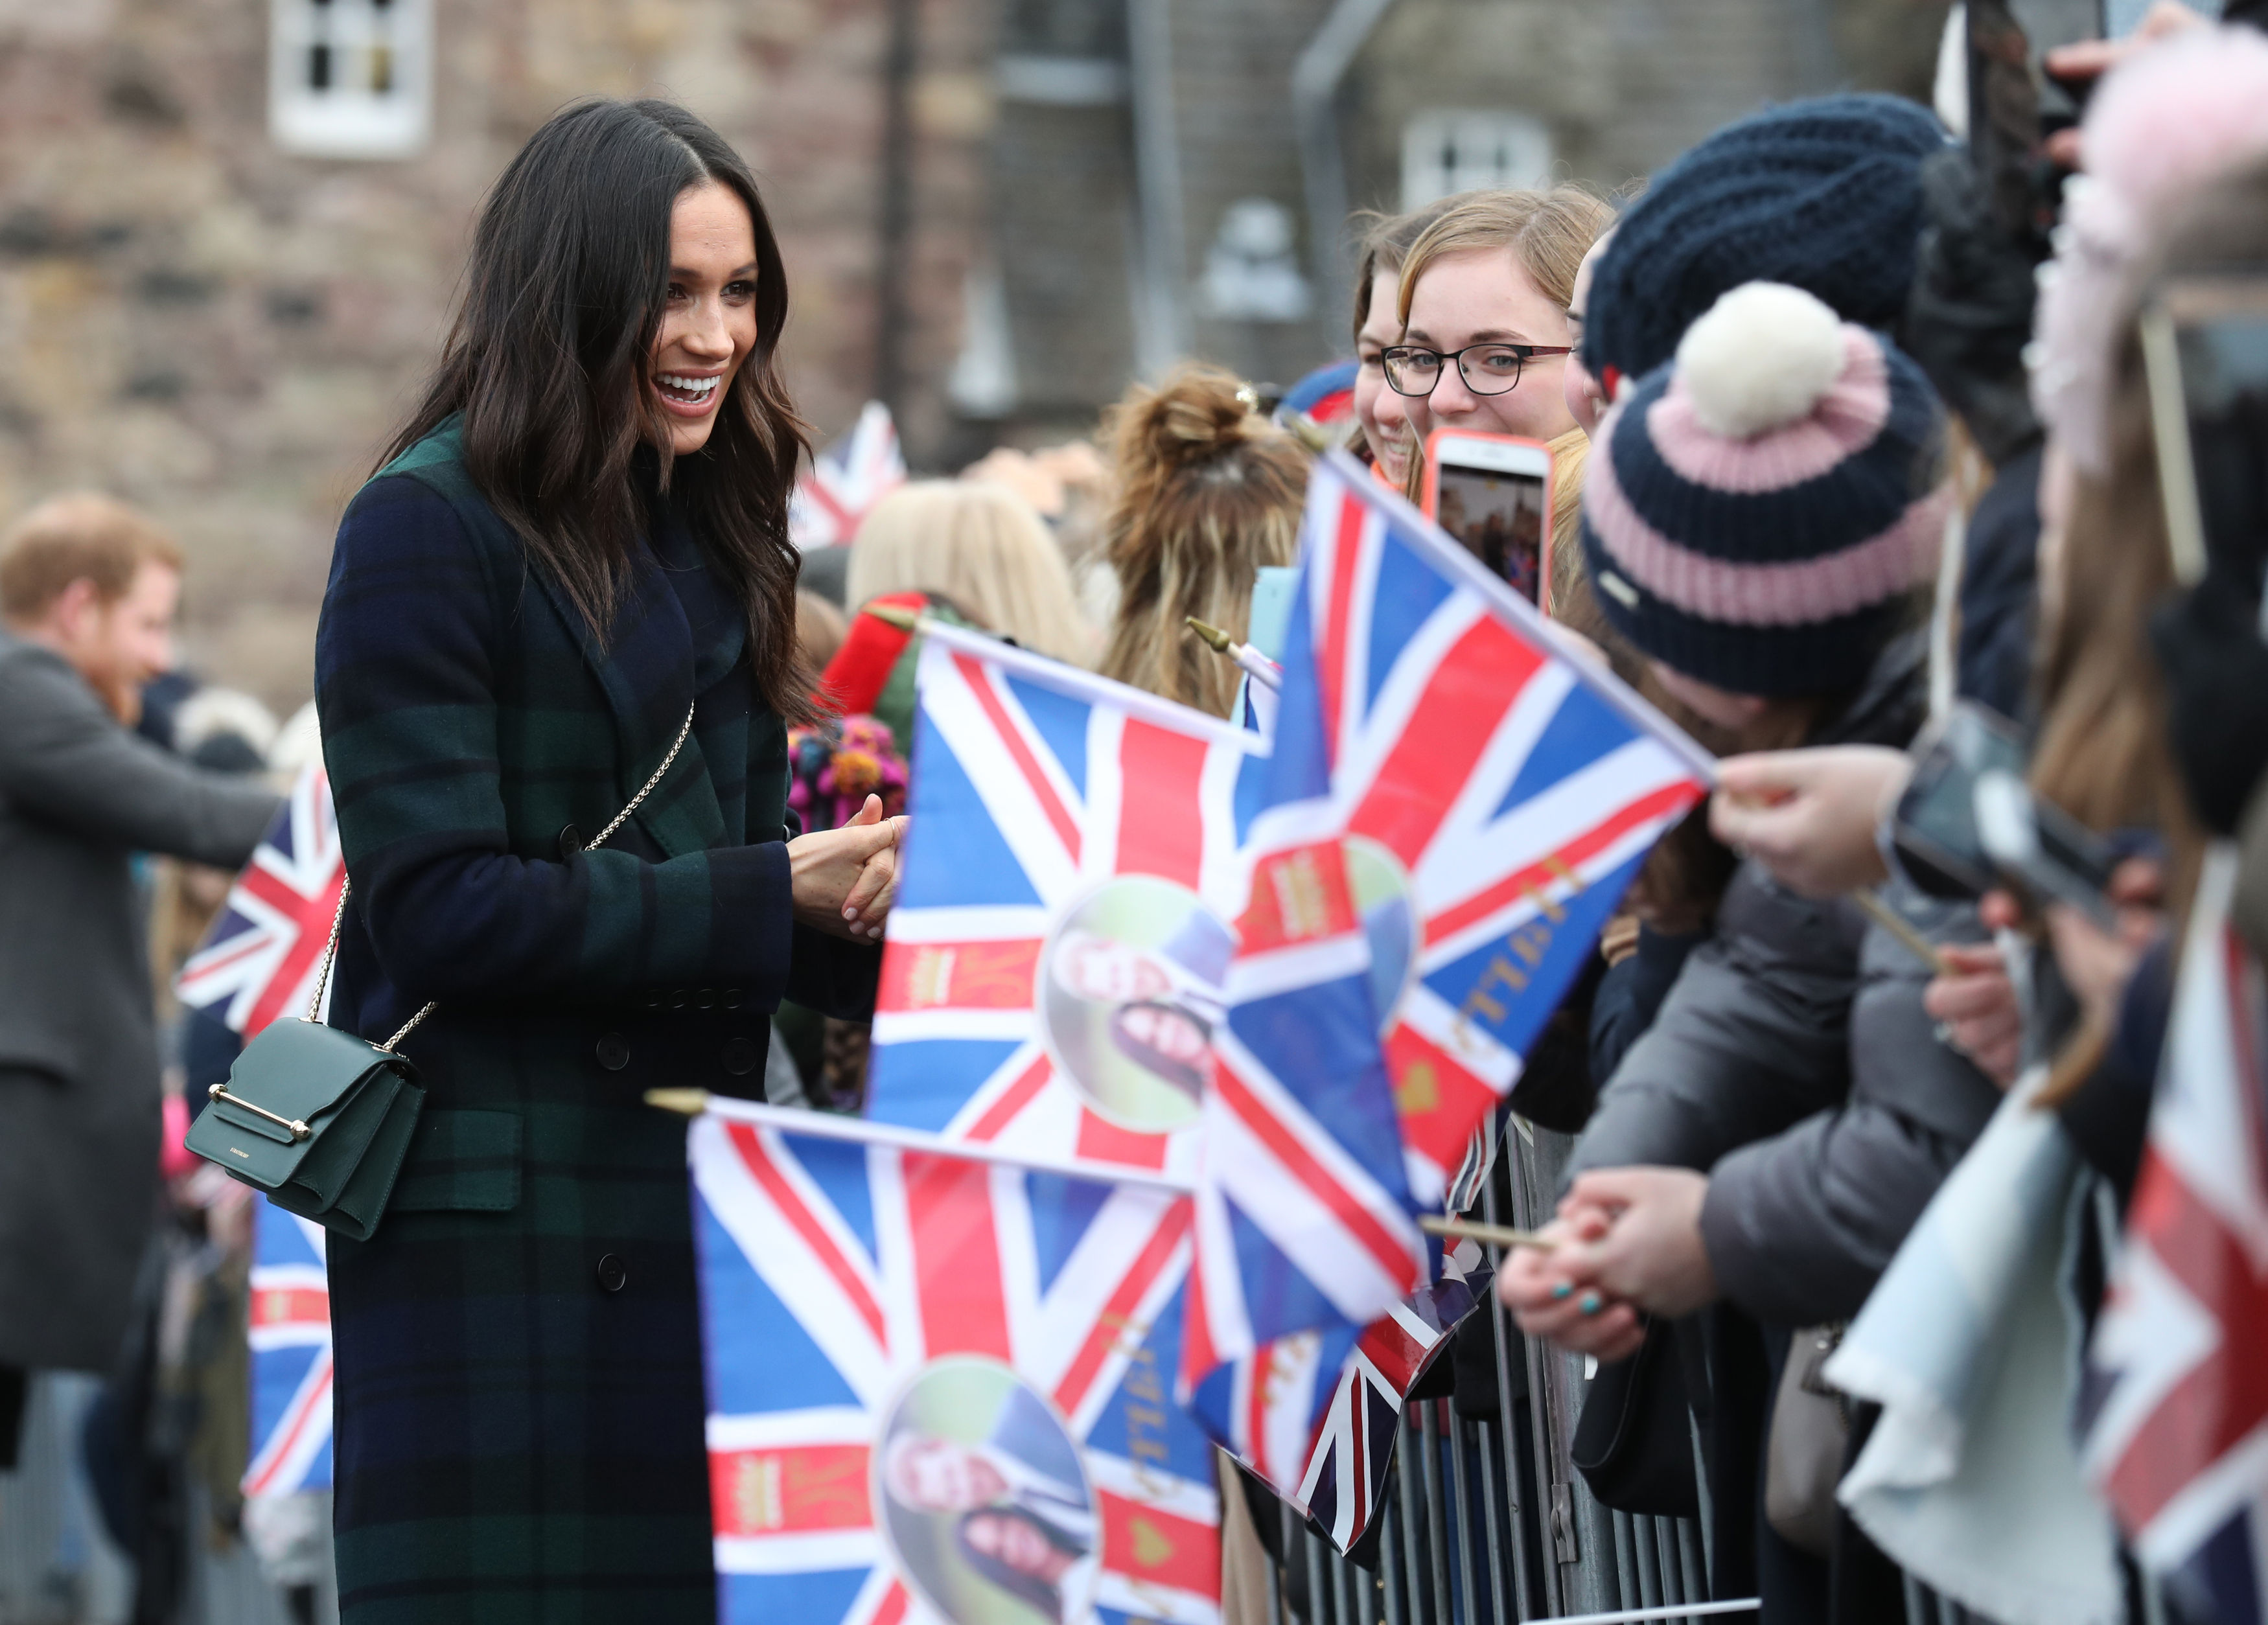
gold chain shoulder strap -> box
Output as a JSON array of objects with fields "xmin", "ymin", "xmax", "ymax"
[{"xmin": 305, "ymin": 702, "xmax": 698, "ymax": 1052}]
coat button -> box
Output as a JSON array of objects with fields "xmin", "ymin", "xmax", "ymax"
[
  {"xmin": 722, "ymin": 988, "xmax": 744, "ymax": 1009},
  {"xmin": 697, "ymin": 987, "xmax": 715, "ymax": 1010},
  {"xmin": 596, "ymin": 1253, "xmax": 628, "ymax": 1293},
  {"xmin": 596, "ymin": 1031, "xmax": 631, "ymax": 1071},
  {"xmin": 722, "ymin": 1037, "xmax": 758, "ymax": 1077},
  {"xmin": 668, "ymin": 989, "xmax": 688, "ymax": 1011},
  {"xmin": 558, "ymin": 824, "xmax": 585, "ymax": 858}
]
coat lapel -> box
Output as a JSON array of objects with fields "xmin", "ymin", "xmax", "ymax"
[{"xmin": 525, "ymin": 551, "xmax": 730, "ymax": 860}]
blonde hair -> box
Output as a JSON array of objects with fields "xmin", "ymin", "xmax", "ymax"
[
  {"xmin": 846, "ymin": 481, "xmax": 1093, "ymax": 665},
  {"xmin": 1396, "ymin": 186, "xmax": 1617, "ymax": 326},
  {"xmin": 1544, "ymin": 427, "xmax": 1595, "ymax": 627},
  {"xmin": 1098, "ymin": 365, "xmax": 1310, "ymax": 717},
  {"xmin": 0, "ymin": 494, "xmax": 184, "ymax": 623}
]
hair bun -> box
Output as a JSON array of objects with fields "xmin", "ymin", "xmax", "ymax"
[
  {"xmin": 1127, "ymin": 368, "xmax": 1260, "ymax": 470},
  {"xmin": 1674, "ymin": 281, "xmax": 1847, "ymax": 439}
]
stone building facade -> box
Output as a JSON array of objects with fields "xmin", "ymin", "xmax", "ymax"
[
  {"xmin": 0, "ymin": 0, "xmax": 992, "ymax": 710},
  {"xmin": 0, "ymin": 0, "xmax": 1943, "ymax": 711}
]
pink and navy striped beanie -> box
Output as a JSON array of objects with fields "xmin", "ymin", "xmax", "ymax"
[{"xmin": 1580, "ymin": 281, "xmax": 1950, "ymax": 698}]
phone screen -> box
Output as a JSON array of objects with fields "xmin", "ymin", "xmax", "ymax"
[
  {"xmin": 1433, "ymin": 461, "xmax": 1549, "ymax": 603},
  {"xmin": 2008, "ymin": 0, "xmax": 2105, "ymax": 124},
  {"xmin": 1891, "ymin": 704, "xmax": 2028, "ymax": 899},
  {"xmin": 2176, "ymin": 291, "xmax": 2268, "ymax": 596}
]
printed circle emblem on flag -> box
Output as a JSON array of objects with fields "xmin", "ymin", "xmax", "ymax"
[
  {"xmin": 875, "ymin": 1356, "xmax": 1098, "ymax": 1625},
  {"xmin": 1039, "ymin": 875, "xmax": 1233, "ymax": 1133},
  {"xmin": 1343, "ymin": 835, "xmax": 1417, "ymax": 1032}
]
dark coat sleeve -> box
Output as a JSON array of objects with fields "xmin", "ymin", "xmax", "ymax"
[
  {"xmin": 2054, "ymin": 935, "xmax": 2174, "ymax": 1209},
  {"xmin": 1568, "ymin": 866, "xmax": 1868, "ymax": 1180},
  {"xmin": 779, "ymin": 805, "xmax": 880, "ymax": 1020},
  {"xmin": 0, "ymin": 641, "xmax": 279, "ymax": 865},
  {"xmin": 1588, "ymin": 925, "xmax": 1706, "ymax": 1089},
  {"xmin": 316, "ymin": 476, "xmax": 796, "ymax": 1008},
  {"xmin": 1698, "ymin": 895, "xmax": 2004, "ymax": 1325}
]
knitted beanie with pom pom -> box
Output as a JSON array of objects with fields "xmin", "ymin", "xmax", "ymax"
[{"xmin": 1580, "ymin": 282, "xmax": 1950, "ymax": 698}]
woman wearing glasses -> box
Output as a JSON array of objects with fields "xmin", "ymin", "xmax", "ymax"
[{"xmin": 1384, "ymin": 187, "xmax": 1616, "ymax": 454}]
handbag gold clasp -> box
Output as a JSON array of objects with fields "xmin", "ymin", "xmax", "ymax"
[{"xmin": 208, "ymin": 1082, "xmax": 310, "ymax": 1142}]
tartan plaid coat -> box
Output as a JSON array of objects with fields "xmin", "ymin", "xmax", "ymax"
[{"xmin": 314, "ymin": 421, "xmax": 875, "ymax": 1623}]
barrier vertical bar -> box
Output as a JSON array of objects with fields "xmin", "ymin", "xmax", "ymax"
[
  {"xmin": 1481, "ymin": 1177, "xmax": 1542, "ymax": 1621},
  {"xmin": 1306, "ymin": 1519, "xmax": 1334, "ymax": 1625},
  {"xmin": 1634, "ymin": 1510, "xmax": 1665, "ymax": 1611},
  {"xmin": 1419, "ymin": 1403, "xmax": 1454, "ymax": 1623},
  {"xmin": 1476, "ymin": 1421, "xmax": 1515, "ymax": 1624},
  {"xmin": 1676, "ymin": 1517, "xmax": 1707, "ymax": 1613},
  {"xmin": 1381, "ymin": 1475, "xmax": 1408, "ymax": 1625},
  {"xmin": 1498, "ymin": 1152, "xmax": 1569, "ymax": 1619},
  {"xmin": 1398, "ymin": 1414, "xmax": 1430, "ymax": 1622},
  {"xmin": 1446, "ymin": 1414, "xmax": 1483, "ymax": 1625}
]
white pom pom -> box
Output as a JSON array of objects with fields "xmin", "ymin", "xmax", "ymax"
[{"xmin": 1674, "ymin": 282, "xmax": 1847, "ymax": 439}]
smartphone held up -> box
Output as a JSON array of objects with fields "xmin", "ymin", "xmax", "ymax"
[{"xmin": 1419, "ymin": 428, "xmax": 1555, "ymax": 611}]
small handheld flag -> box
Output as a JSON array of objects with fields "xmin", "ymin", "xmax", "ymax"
[
  {"xmin": 686, "ymin": 1097, "xmax": 1222, "ymax": 1625},
  {"xmin": 862, "ymin": 626, "xmax": 1265, "ymax": 1182},
  {"xmin": 791, "ymin": 401, "xmax": 908, "ymax": 549},
  {"xmin": 175, "ymin": 766, "xmax": 345, "ymax": 1037},
  {"xmin": 244, "ymin": 1196, "xmax": 332, "ymax": 1497},
  {"xmin": 1267, "ymin": 453, "xmax": 1710, "ymax": 1204}
]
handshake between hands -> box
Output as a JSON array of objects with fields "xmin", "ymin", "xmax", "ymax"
[{"xmin": 789, "ymin": 793, "xmax": 908, "ymax": 943}]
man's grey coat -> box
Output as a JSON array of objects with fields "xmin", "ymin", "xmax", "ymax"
[{"xmin": 0, "ymin": 632, "xmax": 278, "ymax": 1372}]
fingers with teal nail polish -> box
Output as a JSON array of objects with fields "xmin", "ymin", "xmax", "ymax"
[
  {"xmin": 1549, "ymin": 1282, "xmax": 1572, "ymax": 1300},
  {"xmin": 1579, "ymin": 1292, "xmax": 1603, "ymax": 1315}
]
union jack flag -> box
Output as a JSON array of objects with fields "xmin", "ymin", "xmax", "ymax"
[
  {"xmin": 688, "ymin": 1103, "xmax": 1221, "ymax": 1625},
  {"xmin": 1275, "ymin": 455, "xmax": 1709, "ymax": 1206},
  {"xmin": 792, "ymin": 400, "xmax": 908, "ymax": 549},
  {"xmin": 1182, "ymin": 453, "xmax": 1707, "ymax": 1480},
  {"xmin": 863, "ymin": 627, "xmax": 1260, "ymax": 1182},
  {"xmin": 2083, "ymin": 847, "xmax": 2268, "ymax": 1622},
  {"xmin": 1291, "ymin": 1245, "xmax": 1487, "ymax": 1550},
  {"xmin": 244, "ymin": 1195, "xmax": 332, "ymax": 1497},
  {"xmin": 175, "ymin": 766, "xmax": 344, "ymax": 1036}
]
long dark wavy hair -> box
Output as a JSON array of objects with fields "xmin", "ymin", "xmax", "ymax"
[{"xmin": 382, "ymin": 98, "xmax": 816, "ymax": 720}]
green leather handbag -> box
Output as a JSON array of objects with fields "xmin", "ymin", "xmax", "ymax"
[
  {"xmin": 185, "ymin": 703, "xmax": 695, "ymax": 1239},
  {"xmin": 186, "ymin": 997, "xmax": 424, "ymax": 1241}
]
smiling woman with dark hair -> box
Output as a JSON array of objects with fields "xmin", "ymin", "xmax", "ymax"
[
  {"xmin": 314, "ymin": 98, "xmax": 900, "ymax": 1619},
  {"xmin": 955, "ymin": 1504, "xmax": 1086, "ymax": 1620}
]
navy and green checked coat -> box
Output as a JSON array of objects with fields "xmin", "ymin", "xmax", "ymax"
[{"xmin": 314, "ymin": 421, "xmax": 875, "ymax": 1623}]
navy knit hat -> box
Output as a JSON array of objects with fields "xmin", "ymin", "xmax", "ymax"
[
  {"xmin": 1580, "ymin": 282, "xmax": 1949, "ymax": 698},
  {"xmin": 1585, "ymin": 95, "xmax": 1946, "ymax": 387}
]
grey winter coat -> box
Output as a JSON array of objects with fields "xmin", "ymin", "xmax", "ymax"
[
  {"xmin": 1698, "ymin": 886, "xmax": 2002, "ymax": 1323},
  {"xmin": 1566, "ymin": 634, "xmax": 2000, "ymax": 1324},
  {"xmin": 1569, "ymin": 634, "xmax": 1927, "ymax": 1181},
  {"xmin": 0, "ymin": 633, "xmax": 278, "ymax": 1372}
]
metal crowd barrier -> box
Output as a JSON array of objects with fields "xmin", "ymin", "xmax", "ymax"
[
  {"xmin": 1252, "ymin": 1121, "xmax": 2089, "ymax": 1625},
  {"xmin": 1256, "ymin": 1121, "xmax": 1737, "ymax": 1625}
]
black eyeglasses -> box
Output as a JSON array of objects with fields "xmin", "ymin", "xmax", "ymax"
[{"xmin": 1383, "ymin": 341, "xmax": 1573, "ymax": 397}]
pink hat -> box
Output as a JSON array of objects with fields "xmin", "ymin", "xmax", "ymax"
[{"xmin": 2031, "ymin": 24, "xmax": 2268, "ymax": 475}]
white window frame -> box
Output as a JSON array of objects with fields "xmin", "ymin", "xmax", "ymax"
[
  {"xmin": 1400, "ymin": 111, "xmax": 1554, "ymax": 209},
  {"xmin": 270, "ymin": 0, "xmax": 432, "ymax": 161}
]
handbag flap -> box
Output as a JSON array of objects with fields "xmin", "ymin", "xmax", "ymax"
[
  {"xmin": 225, "ymin": 1018, "xmax": 408, "ymax": 1124},
  {"xmin": 187, "ymin": 1018, "xmax": 414, "ymax": 1193}
]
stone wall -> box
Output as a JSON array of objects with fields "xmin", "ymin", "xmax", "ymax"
[{"xmin": 0, "ymin": 0, "xmax": 989, "ymax": 714}]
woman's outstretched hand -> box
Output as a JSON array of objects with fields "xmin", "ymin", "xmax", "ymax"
[{"xmin": 789, "ymin": 794, "xmax": 907, "ymax": 942}]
